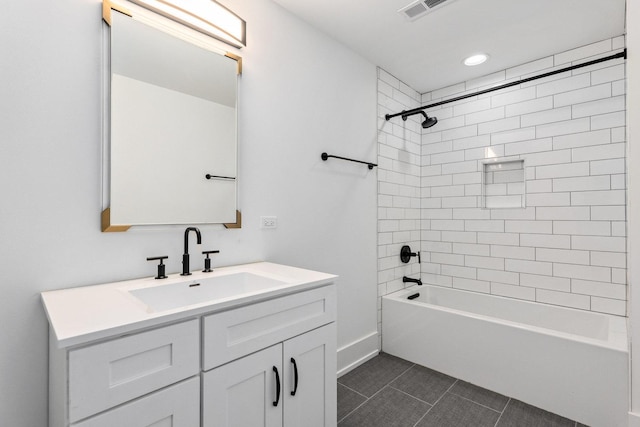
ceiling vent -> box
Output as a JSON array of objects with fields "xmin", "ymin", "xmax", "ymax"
[{"xmin": 399, "ymin": 0, "xmax": 458, "ymax": 21}]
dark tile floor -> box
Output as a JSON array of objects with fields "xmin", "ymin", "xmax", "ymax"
[{"xmin": 337, "ymin": 353, "xmax": 589, "ymax": 427}]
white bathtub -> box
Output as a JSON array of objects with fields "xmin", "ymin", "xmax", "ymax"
[{"xmin": 382, "ymin": 285, "xmax": 628, "ymax": 427}]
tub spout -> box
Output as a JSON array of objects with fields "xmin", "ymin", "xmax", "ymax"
[{"xmin": 403, "ymin": 276, "xmax": 422, "ymax": 286}]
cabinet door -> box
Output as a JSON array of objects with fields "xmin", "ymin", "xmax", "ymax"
[
  {"xmin": 284, "ymin": 324, "xmax": 337, "ymax": 427},
  {"xmin": 203, "ymin": 344, "xmax": 283, "ymax": 427},
  {"xmin": 72, "ymin": 376, "xmax": 199, "ymax": 427}
]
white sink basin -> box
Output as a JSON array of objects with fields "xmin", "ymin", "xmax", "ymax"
[{"xmin": 128, "ymin": 272, "xmax": 289, "ymax": 312}]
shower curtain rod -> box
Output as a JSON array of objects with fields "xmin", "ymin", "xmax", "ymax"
[{"xmin": 385, "ymin": 49, "xmax": 627, "ymax": 121}]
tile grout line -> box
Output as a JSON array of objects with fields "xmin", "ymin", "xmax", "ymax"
[
  {"xmin": 338, "ymin": 361, "xmax": 417, "ymax": 424},
  {"xmin": 412, "ymin": 379, "xmax": 460, "ymax": 427},
  {"xmin": 447, "ymin": 390, "xmax": 504, "ymax": 414},
  {"xmin": 337, "ymin": 382, "xmax": 370, "ymax": 400},
  {"xmin": 493, "ymin": 397, "xmax": 511, "ymax": 427}
]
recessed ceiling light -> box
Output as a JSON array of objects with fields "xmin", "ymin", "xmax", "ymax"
[{"xmin": 464, "ymin": 53, "xmax": 489, "ymax": 66}]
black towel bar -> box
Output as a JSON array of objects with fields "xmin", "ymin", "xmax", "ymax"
[{"xmin": 321, "ymin": 152, "xmax": 377, "ymax": 170}]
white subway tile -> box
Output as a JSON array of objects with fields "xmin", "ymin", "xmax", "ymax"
[
  {"xmin": 572, "ymin": 235, "xmax": 626, "ymax": 252},
  {"xmin": 554, "ymin": 83, "xmax": 612, "ymax": 107},
  {"xmin": 423, "ymin": 165, "xmax": 443, "ymax": 176},
  {"xmin": 424, "ymin": 140, "xmax": 453, "ymax": 155},
  {"xmin": 571, "ymin": 190, "xmax": 625, "ymax": 206},
  {"xmin": 453, "ymin": 134, "xmax": 491, "ymax": 151},
  {"xmin": 591, "ymin": 111, "xmax": 626, "ymax": 130},
  {"xmin": 535, "ymin": 162, "xmax": 589, "ymax": 179},
  {"xmin": 505, "ymin": 138, "xmax": 553, "ymax": 156},
  {"xmin": 506, "ymin": 97, "xmax": 553, "ymax": 117},
  {"xmin": 423, "ymin": 131, "xmax": 443, "ymax": 144},
  {"xmin": 432, "ymin": 82, "xmax": 466, "ymax": 100},
  {"xmin": 423, "ymin": 274, "xmax": 453, "ymax": 287},
  {"xmin": 436, "ymin": 115, "xmax": 467, "ymax": 132},
  {"xmin": 505, "ymin": 220, "xmax": 552, "ymax": 234},
  {"xmin": 537, "ymin": 73, "xmax": 591, "ymax": 97},
  {"xmin": 465, "ymin": 145, "xmax": 505, "ymax": 161},
  {"xmin": 453, "ymin": 277, "xmax": 491, "ymax": 293},
  {"xmin": 442, "ymin": 196, "xmax": 478, "ymax": 208},
  {"xmin": 465, "ymin": 255, "xmax": 505, "ymax": 270},
  {"xmin": 523, "ymin": 150, "xmax": 572, "ymax": 167},
  {"xmin": 485, "ymin": 195, "xmax": 524, "ymax": 209},
  {"xmin": 491, "ymin": 86, "xmax": 536, "ymax": 107},
  {"xmin": 431, "ymin": 220, "xmax": 465, "ymax": 231},
  {"xmin": 592, "ymin": 64, "xmax": 625, "ymax": 85},
  {"xmin": 478, "ymin": 269, "xmax": 519, "ymax": 285},
  {"xmin": 478, "ymin": 117, "xmax": 521, "ymax": 135},
  {"xmin": 452, "ymin": 208, "xmax": 491, "ymax": 220},
  {"xmin": 491, "ymin": 283, "xmax": 536, "ymax": 301},
  {"xmin": 453, "ymin": 243, "xmax": 491, "ymax": 256},
  {"xmin": 536, "ymin": 289, "xmax": 590, "ymax": 310},
  {"xmin": 467, "ymin": 71, "xmax": 507, "ymax": 91},
  {"xmin": 591, "ymin": 297, "xmax": 626, "ymax": 316},
  {"xmin": 536, "ymin": 118, "xmax": 590, "ymax": 138},
  {"xmin": 465, "ymin": 220, "xmax": 505, "ymax": 232},
  {"xmin": 442, "ymin": 264, "xmax": 477, "ymax": 279},
  {"xmin": 527, "ymin": 180, "xmax": 553, "ymax": 194},
  {"xmin": 431, "ymin": 151, "xmax": 464, "ymax": 165},
  {"xmin": 526, "ymin": 193, "xmax": 571, "ymax": 207},
  {"xmin": 536, "ymin": 248, "xmax": 590, "ymax": 265},
  {"xmin": 491, "ymin": 245, "xmax": 536, "ymax": 260},
  {"xmin": 465, "ymin": 184, "xmax": 483, "ymax": 196},
  {"xmin": 553, "ymin": 263, "xmax": 611, "ymax": 285},
  {"xmin": 612, "ymin": 36, "xmax": 625, "ymax": 50},
  {"xmin": 611, "ymin": 174, "xmax": 626, "ymax": 190},
  {"xmin": 431, "ymin": 185, "xmax": 464, "ymax": 197},
  {"xmin": 572, "ymin": 279, "xmax": 626, "ymax": 300},
  {"xmin": 443, "ymin": 160, "xmax": 478, "ymax": 174},
  {"xmin": 453, "ymin": 172, "xmax": 482, "ymax": 185},
  {"xmin": 522, "ymin": 106, "xmax": 572, "ymax": 127},
  {"xmin": 554, "ymin": 39, "xmax": 612, "ymax": 65},
  {"xmin": 612, "ymin": 80, "xmax": 626, "ymax": 97},
  {"xmin": 423, "ymin": 209, "xmax": 453, "ymax": 220},
  {"xmin": 612, "ymin": 268, "xmax": 626, "ymax": 284},
  {"xmin": 506, "ymin": 259, "xmax": 552, "ymax": 275},
  {"xmin": 442, "ymin": 231, "xmax": 477, "ymax": 243},
  {"xmin": 506, "ymin": 57, "xmax": 554, "ymax": 80},
  {"xmin": 591, "ymin": 205, "xmax": 626, "ymax": 221},
  {"xmin": 491, "ymin": 127, "xmax": 537, "ymax": 145},
  {"xmin": 612, "ymin": 221, "xmax": 626, "ymax": 237},
  {"xmin": 552, "ymin": 129, "xmax": 611, "ymax": 150},
  {"xmin": 466, "ymin": 107, "xmax": 505, "ymax": 125},
  {"xmin": 520, "ymin": 273, "xmax": 570, "ymax": 291},
  {"xmin": 553, "ymin": 176, "xmax": 610, "ymax": 192},
  {"xmin": 553, "ymin": 220, "xmax": 611, "ymax": 236},
  {"xmin": 423, "ymin": 175, "xmax": 453, "ymax": 187},
  {"xmin": 431, "ymin": 252, "xmax": 463, "ymax": 265},
  {"xmin": 520, "ymin": 234, "xmax": 571, "ymax": 249},
  {"xmin": 453, "ymin": 98, "xmax": 491, "ymax": 116},
  {"xmin": 488, "ymin": 207, "xmax": 534, "ymax": 220},
  {"xmin": 572, "ymin": 96, "xmax": 625, "ymax": 119},
  {"xmin": 536, "ymin": 206, "xmax": 590, "ymax": 220},
  {"xmin": 477, "ymin": 232, "xmax": 519, "ymax": 245},
  {"xmin": 591, "ymin": 251, "xmax": 626, "ymax": 268}
]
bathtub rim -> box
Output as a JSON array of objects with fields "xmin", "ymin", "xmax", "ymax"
[{"xmin": 384, "ymin": 285, "xmax": 628, "ymax": 353}]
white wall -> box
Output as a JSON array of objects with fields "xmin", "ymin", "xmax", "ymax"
[
  {"xmin": 0, "ymin": 0, "xmax": 378, "ymax": 425},
  {"xmin": 628, "ymin": 0, "xmax": 640, "ymax": 423}
]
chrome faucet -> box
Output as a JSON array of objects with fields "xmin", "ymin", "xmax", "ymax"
[{"xmin": 181, "ymin": 227, "xmax": 202, "ymax": 276}]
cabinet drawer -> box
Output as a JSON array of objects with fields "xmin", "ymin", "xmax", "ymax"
[
  {"xmin": 68, "ymin": 319, "xmax": 200, "ymax": 422},
  {"xmin": 72, "ymin": 376, "xmax": 200, "ymax": 427},
  {"xmin": 203, "ymin": 284, "xmax": 336, "ymax": 370}
]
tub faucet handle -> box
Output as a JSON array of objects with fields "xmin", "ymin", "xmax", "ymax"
[{"xmin": 400, "ymin": 245, "xmax": 421, "ymax": 264}]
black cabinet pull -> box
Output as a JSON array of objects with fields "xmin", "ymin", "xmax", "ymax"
[
  {"xmin": 273, "ymin": 366, "xmax": 281, "ymax": 407},
  {"xmin": 290, "ymin": 358, "xmax": 299, "ymax": 396}
]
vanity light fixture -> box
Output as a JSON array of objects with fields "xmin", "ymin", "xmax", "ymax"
[
  {"xmin": 464, "ymin": 53, "xmax": 489, "ymax": 66},
  {"xmin": 128, "ymin": 0, "xmax": 246, "ymax": 48}
]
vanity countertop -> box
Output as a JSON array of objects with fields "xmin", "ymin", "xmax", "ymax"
[{"xmin": 41, "ymin": 262, "xmax": 336, "ymax": 349}]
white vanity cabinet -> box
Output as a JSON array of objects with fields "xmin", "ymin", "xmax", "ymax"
[
  {"xmin": 44, "ymin": 263, "xmax": 337, "ymax": 427},
  {"xmin": 202, "ymin": 284, "xmax": 337, "ymax": 427}
]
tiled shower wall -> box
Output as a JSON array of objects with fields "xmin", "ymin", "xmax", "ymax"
[{"xmin": 378, "ymin": 36, "xmax": 627, "ymax": 336}]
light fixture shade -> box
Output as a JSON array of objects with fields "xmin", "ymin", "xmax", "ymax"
[
  {"xmin": 129, "ymin": 0, "xmax": 246, "ymax": 48},
  {"xmin": 464, "ymin": 53, "xmax": 488, "ymax": 66}
]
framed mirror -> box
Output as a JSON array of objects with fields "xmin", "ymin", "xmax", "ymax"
[{"xmin": 102, "ymin": 1, "xmax": 240, "ymax": 231}]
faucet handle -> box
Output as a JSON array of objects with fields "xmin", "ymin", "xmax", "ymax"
[
  {"xmin": 202, "ymin": 250, "xmax": 220, "ymax": 273},
  {"xmin": 147, "ymin": 256, "xmax": 168, "ymax": 279}
]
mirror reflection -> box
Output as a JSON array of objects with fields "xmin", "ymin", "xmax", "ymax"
[{"xmin": 108, "ymin": 10, "xmax": 238, "ymax": 227}]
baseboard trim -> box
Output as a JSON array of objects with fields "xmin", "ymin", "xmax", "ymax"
[{"xmin": 337, "ymin": 331, "xmax": 379, "ymax": 377}]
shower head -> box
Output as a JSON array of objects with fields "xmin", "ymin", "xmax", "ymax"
[
  {"xmin": 400, "ymin": 110, "xmax": 438, "ymax": 129},
  {"xmin": 419, "ymin": 111, "xmax": 438, "ymax": 129}
]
